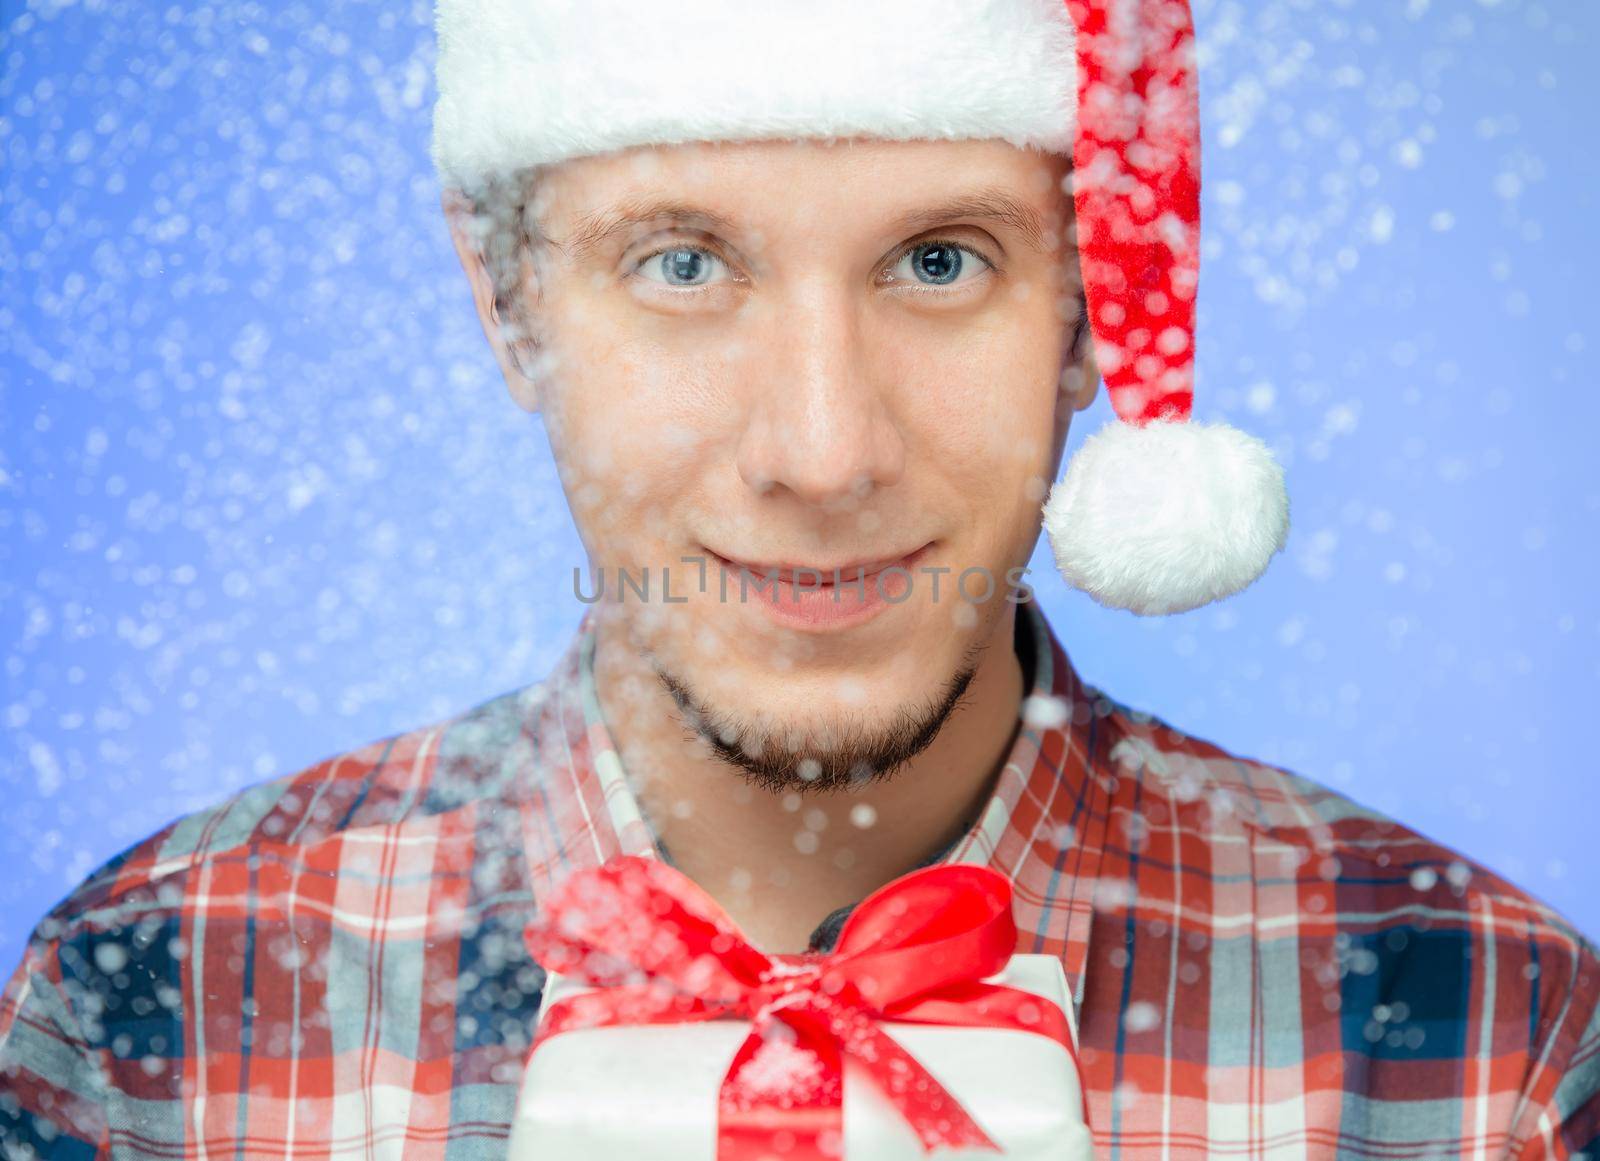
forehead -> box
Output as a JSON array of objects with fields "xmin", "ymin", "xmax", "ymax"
[{"xmin": 526, "ymin": 137, "xmax": 1072, "ymax": 247}]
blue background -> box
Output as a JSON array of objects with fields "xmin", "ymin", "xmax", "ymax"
[{"xmin": 2, "ymin": 0, "xmax": 1596, "ymax": 960}]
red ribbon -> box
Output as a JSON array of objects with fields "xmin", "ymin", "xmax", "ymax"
[{"xmin": 522, "ymin": 854, "xmax": 1087, "ymax": 1160}]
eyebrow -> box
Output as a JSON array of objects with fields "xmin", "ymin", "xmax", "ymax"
[
  {"xmin": 556, "ymin": 197, "xmax": 740, "ymax": 264},
  {"xmin": 888, "ymin": 188, "xmax": 1050, "ymax": 255},
  {"xmin": 553, "ymin": 185, "xmax": 1051, "ymax": 264}
]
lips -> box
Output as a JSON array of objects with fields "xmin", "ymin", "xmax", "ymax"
[
  {"xmin": 702, "ymin": 543, "xmax": 932, "ymax": 632},
  {"xmin": 708, "ymin": 544, "xmax": 930, "ymax": 584}
]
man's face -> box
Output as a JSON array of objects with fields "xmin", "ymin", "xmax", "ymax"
[{"xmin": 451, "ymin": 136, "xmax": 1095, "ymax": 788}]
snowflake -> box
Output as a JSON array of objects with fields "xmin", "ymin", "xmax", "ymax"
[{"xmin": 732, "ymin": 1037, "xmax": 827, "ymax": 1106}]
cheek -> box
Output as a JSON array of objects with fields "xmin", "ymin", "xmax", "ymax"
[
  {"xmin": 539, "ymin": 308, "xmax": 732, "ymax": 540},
  {"xmin": 901, "ymin": 303, "xmax": 1066, "ymax": 489}
]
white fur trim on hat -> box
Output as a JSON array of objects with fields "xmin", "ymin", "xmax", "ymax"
[
  {"xmin": 1042, "ymin": 418, "xmax": 1291, "ymax": 616},
  {"xmin": 432, "ymin": 0, "xmax": 1080, "ymax": 189}
]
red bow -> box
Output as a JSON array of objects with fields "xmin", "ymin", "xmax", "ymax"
[{"xmin": 522, "ymin": 854, "xmax": 1085, "ymax": 1160}]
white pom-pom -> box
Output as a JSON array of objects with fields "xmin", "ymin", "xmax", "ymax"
[{"xmin": 1042, "ymin": 417, "xmax": 1290, "ymax": 616}]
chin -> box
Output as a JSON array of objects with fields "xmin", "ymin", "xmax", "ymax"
[
  {"xmin": 655, "ymin": 633, "xmax": 982, "ymax": 792},
  {"xmin": 697, "ymin": 658, "xmax": 928, "ymax": 729}
]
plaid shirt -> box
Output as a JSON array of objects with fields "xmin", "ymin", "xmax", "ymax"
[{"xmin": 4, "ymin": 600, "xmax": 1598, "ymax": 1158}]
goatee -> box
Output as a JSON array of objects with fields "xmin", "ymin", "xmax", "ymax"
[{"xmin": 655, "ymin": 642, "xmax": 986, "ymax": 795}]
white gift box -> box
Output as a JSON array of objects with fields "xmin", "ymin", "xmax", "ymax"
[{"xmin": 509, "ymin": 952, "xmax": 1094, "ymax": 1161}]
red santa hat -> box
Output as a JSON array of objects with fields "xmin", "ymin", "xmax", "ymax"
[{"xmin": 433, "ymin": 0, "xmax": 1290, "ymax": 616}]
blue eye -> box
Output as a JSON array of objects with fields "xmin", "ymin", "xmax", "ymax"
[
  {"xmin": 891, "ymin": 241, "xmax": 992, "ymax": 288},
  {"xmin": 635, "ymin": 246, "xmax": 729, "ymax": 288}
]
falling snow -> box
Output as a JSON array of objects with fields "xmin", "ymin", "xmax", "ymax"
[{"xmin": 2, "ymin": 0, "xmax": 1595, "ymax": 1011}]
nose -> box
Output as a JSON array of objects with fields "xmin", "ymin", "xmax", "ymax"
[{"xmin": 734, "ymin": 289, "xmax": 906, "ymax": 509}]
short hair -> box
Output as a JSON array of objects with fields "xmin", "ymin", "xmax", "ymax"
[{"xmin": 455, "ymin": 167, "xmax": 548, "ymax": 331}]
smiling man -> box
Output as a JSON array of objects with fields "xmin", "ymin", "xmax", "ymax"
[
  {"xmin": 470, "ymin": 136, "xmax": 1092, "ymax": 955},
  {"xmin": 3, "ymin": 0, "xmax": 1599, "ymax": 1157}
]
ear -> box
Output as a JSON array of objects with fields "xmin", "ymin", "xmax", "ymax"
[
  {"xmin": 1053, "ymin": 176, "xmax": 1098, "ymax": 417},
  {"xmin": 1064, "ymin": 342, "xmax": 1100, "ymax": 413},
  {"xmin": 1059, "ymin": 295, "xmax": 1100, "ymax": 415},
  {"xmin": 442, "ymin": 188, "xmax": 543, "ymax": 414}
]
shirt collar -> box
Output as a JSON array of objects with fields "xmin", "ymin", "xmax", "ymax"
[{"xmin": 517, "ymin": 598, "xmax": 1110, "ymax": 1010}]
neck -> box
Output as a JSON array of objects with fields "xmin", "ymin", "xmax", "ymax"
[{"xmin": 591, "ymin": 606, "xmax": 1027, "ymax": 953}]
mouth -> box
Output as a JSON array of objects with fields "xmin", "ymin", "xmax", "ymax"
[
  {"xmin": 705, "ymin": 543, "xmax": 933, "ymax": 584},
  {"xmin": 701, "ymin": 542, "xmax": 935, "ymax": 632}
]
